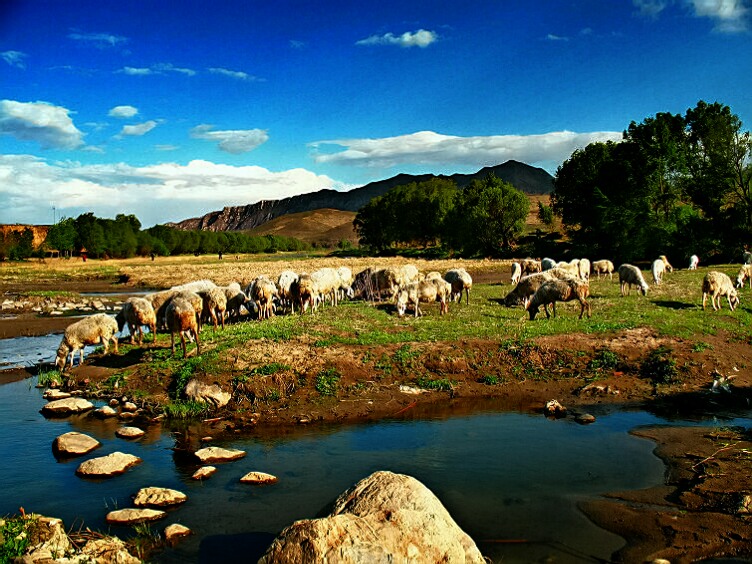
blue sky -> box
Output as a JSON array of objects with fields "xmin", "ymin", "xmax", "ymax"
[{"xmin": 1, "ymin": 0, "xmax": 750, "ymax": 227}]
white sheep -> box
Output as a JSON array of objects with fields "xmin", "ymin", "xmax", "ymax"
[
  {"xmin": 688, "ymin": 255, "xmax": 699, "ymax": 270},
  {"xmin": 276, "ymin": 270, "xmax": 299, "ymax": 313},
  {"xmin": 444, "ymin": 268, "xmax": 473, "ymax": 304},
  {"xmin": 55, "ymin": 313, "xmax": 119, "ymax": 372},
  {"xmin": 510, "ymin": 262, "xmax": 522, "ymax": 285},
  {"xmin": 247, "ymin": 276, "xmax": 278, "ymax": 319},
  {"xmin": 311, "ymin": 268, "xmax": 343, "ymax": 308},
  {"xmin": 115, "ymin": 297, "xmax": 156, "ymax": 345},
  {"xmin": 395, "ymin": 279, "xmax": 443, "ymax": 317},
  {"xmin": 554, "ymin": 261, "xmax": 580, "ymax": 278},
  {"xmin": 659, "ymin": 255, "xmax": 673, "ymax": 272},
  {"xmin": 591, "ymin": 259, "xmax": 615, "ymax": 280},
  {"xmin": 429, "ymin": 277, "xmax": 452, "ymax": 315},
  {"xmin": 618, "ymin": 264, "xmax": 649, "ymax": 296},
  {"xmin": 396, "ymin": 264, "xmax": 421, "ymax": 286},
  {"xmin": 526, "ymin": 278, "xmax": 591, "ymax": 320},
  {"xmin": 424, "ymin": 271, "xmax": 443, "ymax": 282},
  {"xmin": 165, "ymin": 297, "xmax": 200, "ymax": 358},
  {"xmin": 578, "ymin": 258, "xmax": 590, "ymax": 281},
  {"xmin": 651, "ymin": 259, "xmax": 666, "ymax": 285},
  {"xmin": 540, "ymin": 258, "xmax": 557, "ymax": 271},
  {"xmin": 735, "ymin": 264, "xmax": 752, "ymax": 289},
  {"xmin": 291, "ymin": 273, "xmax": 317, "ymax": 313},
  {"xmin": 171, "ymin": 279, "xmax": 217, "ymax": 294},
  {"xmin": 702, "ymin": 271, "xmax": 739, "ymax": 311},
  {"xmin": 199, "ymin": 287, "xmax": 227, "ymax": 330},
  {"xmin": 336, "ymin": 266, "xmax": 355, "ymax": 301}
]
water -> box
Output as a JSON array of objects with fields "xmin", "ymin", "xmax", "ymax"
[
  {"xmin": 0, "ymin": 334, "xmax": 63, "ymax": 369},
  {"xmin": 0, "ymin": 377, "xmax": 687, "ymax": 563}
]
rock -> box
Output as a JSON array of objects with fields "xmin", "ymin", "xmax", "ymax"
[
  {"xmin": 201, "ymin": 436, "xmax": 213, "ymax": 442},
  {"xmin": 118, "ymin": 411, "xmax": 136, "ymax": 420},
  {"xmin": 105, "ymin": 508, "xmax": 166, "ymax": 525},
  {"xmin": 23, "ymin": 515, "xmax": 71, "ymax": 561},
  {"xmin": 194, "ymin": 446, "xmax": 246, "ymax": 463},
  {"xmin": 122, "ymin": 401, "xmax": 138, "ymax": 412},
  {"xmin": 109, "ymin": 398, "xmax": 120, "ymax": 407},
  {"xmin": 575, "ymin": 413, "xmax": 596, "ymax": 424},
  {"xmin": 76, "ymin": 451, "xmax": 142, "ymax": 478},
  {"xmin": 738, "ymin": 494, "xmax": 752, "ymax": 514},
  {"xmin": 40, "ymin": 397, "xmax": 94, "ymax": 416},
  {"xmin": 192, "ymin": 466, "xmax": 217, "ymax": 480},
  {"xmin": 185, "ymin": 379, "xmax": 231, "ymax": 408},
  {"xmin": 116, "ymin": 426, "xmax": 145, "ymax": 439},
  {"xmin": 94, "ymin": 405, "xmax": 118, "ymax": 418},
  {"xmin": 53, "ymin": 432, "xmax": 101, "ymax": 457},
  {"xmin": 399, "ymin": 385, "xmax": 427, "ymax": 395},
  {"xmin": 544, "ymin": 399, "xmax": 567, "ymax": 418},
  {"xmin": 134, "ymin": 487, "xmax": 187, "ymax": 507},
  {"xmin": 77, "ymin": 535, "xmax": 140, "ymax": 563},
  {"xmin": 258, "ymin": 471, "xmax": 485, "ymax": 563},
  {"xmin": 42, "ymin": 389, "xmax": 70, "ymax": 400},
  {"xmin": 240, "ymin": 471, "xmax": 278, "ymax": 484},
  {"xmin": 164, "ymin": 524, "xmax": 192, "ymax": 544}
]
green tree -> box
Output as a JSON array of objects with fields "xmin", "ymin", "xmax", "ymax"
[
  {"xmin": 537, "ymin": 201, "xmax": 554, "ymax": 226},
  {"xmin": 44, "ymin": 217, "xmax": 77, "ymax": 255}
]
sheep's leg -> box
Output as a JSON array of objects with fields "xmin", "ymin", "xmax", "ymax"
[
  {"xmin": 551, "ymin": 302, "xmax": 557, "ymax": 318},
  {"xmin": 727, "ymin": 294, "xmax": 735, "ymax": 311},
  {"xmin": 180, "ymin": 331, "xmax": 188, "ymax": 358},
  {"xmin": 194, "ymin": 328, "xmax": 201, "ymax": 356},
  {"xmin": 151, "ymin": 323, "xmax": 157, "ymax": 343},
  {"xmin": 170, "ymin": 331, "xmax": 176, "ymax": 355},
  {"xmin": 543, "ymin": 304, "xmax": 551, "ymax": 319}
]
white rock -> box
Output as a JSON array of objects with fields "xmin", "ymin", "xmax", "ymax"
[
  {"xmin": 53, "ymin": 432, "xmax": 101, "ymax": 456},
  {"xmin": 134, "ymin": 487, "xmax": 187, "ymax": 507},
  {"xmin": 240, "ymin": 471, "xmax": 278, "ymax": 484},
  {"xmin": 94, "ymin": 405, "xmax": 118, "ymax": 418},
  {"xmin": 192, "ymin": 466, "xmax": 217, "ymax": 480},
  {"xmin": 194, "ymin": 446, "xmax": 246, "ymax": 463},
  {"xmin": 105, "ymin": 508, "xmax": 166, "ymax": 525},
  {"xmin": 43, "ymin": 389, "xmax": 71, "ymax": 400},
  {"xmin": 122, "ymin": 401, "xmax": 138, "ymax": 412},
  {"xmin": 116, "ymin": 426, "xmax": 145, "ymax": 439},
  {"xmin": 41, "ymin": 397, "xmax": 94, "ymax": 416},
  {"xmin": 76, "ymin": 451, "xmax": 142, "ymax": 478},
  {"xmin": 185, "ymin": 379, "xmax": 231, "ymax": 408},
  {"xmin": 164, "ymin": 523, "xmax": 192, "ymax": 544}
]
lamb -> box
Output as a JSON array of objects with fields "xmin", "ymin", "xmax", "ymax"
[
  {"xmin": 444, "ymin": 268, "xmax": 473, "ymax": 304},
  {"xmin": 226, "ymin": 290, "xmax": 251, "ymax": 320},
  {"xmin": 395, "ymin": 279, "xmax": 444, "ymax": 317},
  {"xmin": 276, "ymin": 270, "xmax": 299, "ymax": 313},
  {"xmin": 165, "ymin": 297, "xmax": 200, "ymax": 358},
  {"xmin": 688, "ymin": 254, "xmax": 699, "ymax": 270},
  {"xmin": 199, "ymin": 287, "xmax": 227, "ymax": 330},
  {"xmin": 702, "ymin": 271, "xmax": 739, "ymax": 311},
  {"xmin": 115, "ymin": 297, "xmax": 156, "ymax": 345},
  {"xmin": 540, "ymin": 258, "xmax": 557, "ymax": 271},
  {"xmin": 526, "ymin": 278, "xmax": 591, "ymax": 320},
  {"xmin": 618, "ymin": 264, "xmax": 649, "ymax": 296},
  {"xmin": 247, "ymin": 276, "xmax": 278, "ymax": 320},
  {"xmin": 510, "ymin": 262, "xmax": 522, "ymax": 285},
  {"xmin": 520, "ymin": 258, "xmax": 542, "ymax": 276},
  {"xmin": 591, "ymin": 259, "xmax": 615, "ymax": 280},
  {"xmin": 55, "ymin": 313, "xmax": 119, "ymax": 372},
  {"xmin": 735, "ymin": 264, "xmax": 752, "ymax": 289},
  {"xmin": 291, "ymin": 273, "xmax": 317, "ymax": 313},
  {"xmin": 651, "ymin": 259, "xmax": 667, "ymax": 285}
]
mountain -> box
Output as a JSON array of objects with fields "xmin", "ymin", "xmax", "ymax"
[{"xmin": 169, "ymin": 160, "xmax": 553, "ymax": 232}]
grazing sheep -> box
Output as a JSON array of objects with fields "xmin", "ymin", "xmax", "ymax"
[
  {"xmin": 169, "ymin": 291, "xmax": 204, "ymax": 333},
  {"xmin": 424, "ymin": 271, "xmax": 443, "ymax": 282},
  {"xmin": 702, "ymin": 271, "xmax": 739, "ymax": 311},
  {"xmin": 618, "ymin": 264, "xmax": 649, "ymax": 296},
  {"xmin": 510, "ymin": 262, "xmax": 522, "ymax": 285},
  {"xmin": 165, "ymin": 297, "xmax": 200, "ymax": 358},
  {"xmin": 395, "ymin": 280, "xmax": 444, "ymax": 317},
  {"xmin": 540, "ymin": 258, "xmax": 557, "ymax": 271},
  {"xmin": 503, "ymin": 269, "xmax": 567, "ymax": 307},
  {"xmin": 688, "ymin": 254, "xmax": 699, "ymax": 270},
  {"xmin": 55, "ymin": 313, "xmax": 119, "ymax": 372},
  {"xmin": 222, "ymin": 282, "xmax": 243, "ymax": 301},
  {"xmin": 659, "ymin": 255, "xmax": 673, "ymax": 272},
  {"xmin": 444, "ymin": 268, "xmax": 473, "ymax": 304},
  {"xmin": 291, "ymin": 273, "xmax": 317, "ymax": 313},
  {"xmin": 578, "ymin": 258, "xmax": 591, "ymax": 281},
  {"xmin": 651, "ymin": 259, "xmax": 667, "ymax": 285},
  {"xmin": 429, "ymin": 277, "xmax": 452, "ymax": 315},
  {"xmin": 311, "ymin": 268, "xmax": 343, "ymax": 308},
  {"xmin": 336, "ymin": 266, "xmax": 355, "ymax": 301},
  {"xmin": 735, "ymin": 264, "xmax": 752, "ymax": 289},
  {"xmin": 527, "ymin": 278, "xmax": 591, "ymax": 320},
  {"xmin": 171, "ymin": 279, "xmax": 217, "ymax": 294},
  {"xmin": 276, "ymin": 270, "xmax": 299, "ymax": 313},
  {"xmin": 591, "ymin": 259, "xmax": 615, "ymax": 280},
  {"xmin": 520, "ymin": 258, "xmax": 542, "ymax": 276},
  {"xmin": 352, "ymin": 267, "xmax": 400, "ymax": 301},
  {"xmin": 743, "ymin": 251, "xmax": 752, "ymax": 265},
  {"xmin": 226, "ymin": 290, "xmax": 251, "ymax": 320},
  {"xmin": 248, "ymin": 276, "xmax": 278, "ymax": 319},
  {"xmin": 199, "ymin": 287, "xmax": 227, "ymax": 330},
  {"xmin": 145, "ymin": 289, "xmax": 179, "ymax": 330},
  {"xmin": 115, "ymin": 297, "xmax": 156, "ymax": 345},
  {"xmin": 554, "ymin": 261, "xmax": 580, "ymax": 278}
]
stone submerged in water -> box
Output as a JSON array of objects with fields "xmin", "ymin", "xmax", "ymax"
[
  {"xmin": 116, "ymin": 426, "xmax": 145, "ymax": 439},
  {"xmin": 53, "ymin": 431, "xmax": 101, "ymax": 457},
  {"xmin": 259, "ymin": 470, "xmax": 485, "ymax": 563},
  {"xmin": 42, "ymin": 389, "xmax": 70, "ymax": 400},
  {"xmin": 192, "ymin": 466, "xmax": 217, "ymax": 480},
  {"xmin": 106, "ymin": 508, "xmax": 166, "ymax": 525},
  {"xmin": 41, "ymin": 397, "xmax": 94, "ymax": 416},
  {"xmin": 194, "ymin": 446, "xmax": 246, "ymax": 463},
  {"xmin": 240, "ymin": 471, "xmax": 278, "ymax": 484},
  {"xmin": 134, "ymin": 487, "xmax": 188, "ymax": 507},
  {"xmin": 576, "ymin": 413, "xmax": 596, "ymax": 424},
  {"xmin": 164, "ymin": 523, "xmax": 192, "ymax": 544},
  {"xmin": 76, "ymin": 451, "xmax": 142, "ymax": 478}
]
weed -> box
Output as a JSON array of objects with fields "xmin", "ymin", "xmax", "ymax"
[
  {"xmin": 251, "ymin": 363, "xmax": 291, "ymax": 376},
  {"xmin": 393, "ymin": 344, "xmax": 419, "ymax": 369},
  {"xmin": 162, "ymin": 401, "xmax": 213, "ymax": 419},
  {"xmin": 128, "ymin": 522, "xmax": 161, "ymax": 561},
  {"xmin": 640, "ymin": 346, "xmax": 680, "ymax": 384},
  {"xmin": 36, "ymin": 369, "xmax": 62, "ymax": 388},
  {"xmin": 588, "ymin": 348, "xmax": 620, "ymax": 371},
  {"xmin": 479, "ymin": 374, "xmax": 499, "ymax": 385},
  {"xmin": 415, "ymin": 376, "xmax": 454, "ymax": 392},
  {"xmin": 315, "ymin": 367, "xmax": 341, "ymax": 396},
  {"xmin": 0, "ymin": 514, "xmax": 36, "ymax": 561},
  {"xmin": 691, "ymin": 341, "xmax": 713, "ymax": 352}
]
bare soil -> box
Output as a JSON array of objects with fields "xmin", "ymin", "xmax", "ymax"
[{"xmin": 2, "ymin": 278, "xmax": 751, "ymax": 562}]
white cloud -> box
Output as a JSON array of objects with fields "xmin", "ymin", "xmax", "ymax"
[
  {"xmin": 0, "ymin": 100, "xmax": 84, "ymax": 150},
  {"xmin": 68, "ymin": 31, "xmax": 127, "ymax": 48},
  {"xmin": 356, "ymin": 29, "xmax": 438, "ymax": 48},
  {"xmin": 120, "ymin": 66, "xmax": 154, "ymax": 76},
  {"xmin": 155, "ymin": 144, "xmax": 179, "ymax": 151},
  {"xmin": 208, "ymin": 67, "xmax": 263, "ymax": 81},
  {"xmin": 117, "ymin": 63, "xmax": 196, "ymax": 76},
  {"xmin": 117, "ymin": 120, "xmax": 158, "ymax": 137},
  {"xmin": 108, "ymin": 105, "xmax": 139, "ymax": 118},
  {"xmin": 0, "ymin": 154, "xmax": 342, "ymax": 226},
  {"xmin": 546, "ymin": 33, "xmax": 569, "ymax": 41},
  {"xmin": 633, "ymin": 0, "xmax": 669, "ymax": 17},
  {"xmin": 191, "ymin": 124, "xmax": 269, "ymax": 154},
  {"xmin": 310, "ymin": 130, "xmax": 623, "ymax": 171},
  {"xmin": 290, "ymin": 39, "xmax": 306, "ymax": 49},
  {"xmin": 690, "ymin": 0, "xmax": 748, "ymax": 31},
  {"xmin": 1, "ymin": 50, "xmax": 27, "ymax": 68}
]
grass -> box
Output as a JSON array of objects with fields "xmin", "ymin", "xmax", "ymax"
[
  {"xmin": 315, "ymin": 367, "xmax": 341, "ymax": 396},
  {"xmin": 36, "ymin": 369, "xmax": 63, "ymax": 388},
  {"xmin": 0, "ymin": 514, "xmax": 36, "ymax": 563},
  {"xmin": 162, "ymin": 400, "xmax": 213, "ymax": 419}
]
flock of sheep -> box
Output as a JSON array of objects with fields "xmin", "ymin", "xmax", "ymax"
[{"xmin": 53, "ymin": 266, "xmax": 473, "ymax": 371}]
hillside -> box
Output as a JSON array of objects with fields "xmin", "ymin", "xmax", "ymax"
[
  {"xmin": 246, "ymin": 209, "xmax": 358, "ymax": 246},
  {"xmin": 0, "ymin": 225, "xmax": 49, "ymax": 249},
  {"xmin": 170, "ymin": 160, "xmax": 553, "ymax": 233}
]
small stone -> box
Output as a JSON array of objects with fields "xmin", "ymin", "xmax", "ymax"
[
  {"xmin": 240, "ymin": 471, "xmax": 278, "ymax": 485},
  {"xmin": 118, "ymin": 411, "xmax": 136, "ymax": 420},
  {"xmin": 544, "ymin": 399, "xmax": 567, "ymax": 418},
  {"xmin": 53, "ymin": 432, "xmax": 101, "ymax": 456},
  {"xmin": 122, "ymin": 402, "xmax": 138, "ymax": 412},
  {"xmin": 201, "ymin": 436, "xmax": 213, "ymax": 442},
  {"xmin": 76, "ymin": 451, "xmax": 142, "ymax": 478},
  {"xmin": 43, "ymin": 389, "xmax": 70, "ymax": 400},
  {"xmin": 105, "ymin": 508, "xmax": 166, "ymax": 525},
  {"xmin": 94, "ymin": 405, "xmax": 118, "ymax": 418},
  {"xmin": 738, "ymin": 494, "xmax": 752, "ymax": 514},
  {"xmin": 194, "ymin": 446, "xmax": 246, "ymax": 463},
  {"xmin": 134, "ymin": 487, "xmax": 187, "ymax": 507},
  {"xmin": 116, "ymin": 426, "xmax": 145, "ymax": 439},
  {"xmin": 164, "ymin": 524, "xmax": 192, "ymax": 544},
  {"xmin": 41, "ymin": 397, "xmax": 95, "ymax": 416},
  {"xmin": 109, "ymin": 398, "xmax": 120, "ymax": 407},
  {"xmin": 575, "ymin": 413, "xmax": 596, "ymax": 424},
  {"xmin": 192, "ymin": 466, "xmax": 217, "ymax": 480}
]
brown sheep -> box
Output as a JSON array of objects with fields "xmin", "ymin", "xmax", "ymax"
[
  {"xmin": 702, "ymin": 271, "xmax": 739, "ymax": 311},
  {"xmin": 527, "ymin": 278, "xmax": 591, "ymax": 320},
  {"xmin": 115, "ymin": 297, "xmax": 156, "ymax": 345},
  {"xmin": 165, "ymin": 297, "xmax": 200, "ymax": 358}
]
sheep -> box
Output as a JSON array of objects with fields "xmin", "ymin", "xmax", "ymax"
[
  {"xmin": 115, "ymin": 297, "xmax": 156, "ymax": 345},
  {"xmin": 618, "ymin": 264, "xmax": 649, "ymax": 296},
  {"xmin": 554, "ymin": 261, "xmax": 580, "ymax": 278},
  {"xmin": 171, "ymin": 279, "xmax": 217, "ymax": 294},
  {"xmin": 503, "ymin": 269, "xmax": 567, "ymax": 307},
  {"xmin": 510, "ymin": 262, "xmax": 522, "ymax": 285},
  {"xmin": 520, "ymin": 258, "xmax": 542, "ymax": 276},
  {"xmin": 702, "ymin": 271, "xmax": 739, "ymax": 311},
  {"xmin": 222, "ymin": 282, "xmax": 243, "ymax": 301},
  {"xmin": 55, "ymin": 313, "xmax": 119, "ymax": 372},
  {"xmin": 689, "ymin": 255, "xmax": 699, "ymax": 270},
  {"xmin": 396, "ymin": 264, "xmax": 421, "ymax": 286},
  {"xmin": 429, "ymin": 277, "xmax": 452, "ymax": 315},
  {"xmin": 336, "ymin": 266, "xmax": 355, "ymax": 301},
  {"xmin": 541, "ymin": 258, "xmax": 557, "ymax": 271},
  {"xmin": 659, "ymin": 255, "xmax": 674, "ymax": 272},
  {"xmin": 165, "ymin": 297, "xmax": 200, "ymax": 358},
  {"xmin": 527, "ymin": 278, "xmax": 591, "ymax": 320},
  {"xmin": 578, "ymin": 258, "xmax": 591, "ymax": 281},
  {"xmin": 291, "ymin": 273, "xmax": 317, "ymax": 313},
  {"xmin": 247, "ymin": 276, "xmax": 278, "ymax": 320},
  {"xmin": 276, "ymin": 270, "xmax": 299, "ymax": 313},
  {"xmin": 199, "ymin": 287, "xmax": 227, "ymax": 330},
  {"xmin": 743, "ymin": 251, "xmax": 752, "ymax": 265},
  {"xmin": 226, "ymin": 290, "xmax": 251, "ymax": 320},
  {"xmin": 651, "ymin": 259, "xmax": 667, "ymax": 285},
  {"xmin": 444, "ymin": 268, "xmax": 473, "ymax": 304},
  {"xmin": 145, "ymin": 289, "xmax": 179, "ymax": 330},
  {"xmin": 424, "ymin": 271, "xmax": 443, "ymax": 282},
  {"xmin": 170, "ymin": 291, "xmax": 203, "ymax": 332},
  {"xmin": 735, "ymin": 264, "xmax": 752, "ymax": 289},
  {"xmin": 311, "ymin": 268, "xmax": 343, "ymax": 308},
  {"xmin": 352, "ymin": 267, "xmax": 400, "ymax": 301},
  {"xmin": 395, "ymin": 279, "xmax": 445, "ymax": 317},
  {"xmin": 591, "ymin": 259, "xmax": 615, "ymax": 280}
]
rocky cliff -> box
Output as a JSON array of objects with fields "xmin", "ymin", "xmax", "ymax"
[{"xmin": 170, "ymin": 160, "xmax": 553, "ymax": 232}]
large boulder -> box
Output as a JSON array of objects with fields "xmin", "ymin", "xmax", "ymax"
[
  {"xmin": 52, "ymin": 432, "xmax": 101, "ymax": 457},
  {"xmin": 21, "ymin": 515, "xmax": 71, "ymax": 562},
  {"xmin": 194, "ymin": 446, "xmax": 246, "ymax": 463},
  {"xmin": 78, "ymin": 537, "xmax": 140, "ymax": 564},
  {"xmin": 40, "ymin": 397, "xmax": 94, "ymax": 416},
  {"xmin": 259, "ymin": 471, "xmax": 485, "ymax": 563},
  {"xmin": 133, "ymin": 487, "xmax": 187, "ymax": 507},
  {"xmin": 185, "ymin": 379, "xmax": 231, "ymax": 408},
  {"xmin": 76, "ymin": 451, "xmax": 142, "ymax": 478}
]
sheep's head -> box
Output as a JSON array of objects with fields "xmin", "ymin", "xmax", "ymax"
[
  {"xmin": 395, "ymin": 290, "xmax": 409, "ymax": 317},
  {"xmin": 640, "ymin": 283, "xmax": 649, "ymax": 296},
  {"xmin": 55, "ymin": 343, "xmax": 70, "ymax": 371},
  {"xmin": 526, "ymin": 301, "xmax": 539, "ymax": 320},
  {"xmin": 731, "ymin": 290, "xmax": 741, "ymax": 309}
]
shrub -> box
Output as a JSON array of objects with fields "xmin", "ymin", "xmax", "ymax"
[
  {"xmin": 640, "ymin": 346, "xmax": 680, "ymax": 384},
  {"xmin": 588, "ymin": 348, "xmax": 620, "ymax": 371},
  {"xmin": 315, "ymin": 367, "xmax": 341, "ymax": 396}
]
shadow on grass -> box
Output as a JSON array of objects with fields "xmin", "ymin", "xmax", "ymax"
[{"xmin": 651, "ymin": 300, "xmax": 696, "ymax": 310}]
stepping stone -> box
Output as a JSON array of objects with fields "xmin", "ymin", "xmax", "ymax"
[
  {"xmin": 41, "ymin": 397, "xmax": 94, "ymax": 416},
  {"xmin": 53, "ymin": 432, "xmax": 101, "ymax": 457},
  {"xmin": 240, "ymin": 471, "xmax": 278, "ymax": 485},
  {"xmin": 116, "ymin": 426, "xmax": 145, "ymax": 439},
  {"xmin": 194, "ymin": 447, "xmax": 246, "ymax": 463},
  {"xmin": 76, "ymin": 452, "xmax": 142, "ymax": 478},
  {"xmin": 164, "ymin": 524, "xmax": 192, "ymax": 544},
  {"xmin": 94, "ymin": 405, "xmax": 118, "ymax": 418},
  {"xmin": 192, "ymin": 466, "xmax": 217, "ymax": 480},
  {"xmin": 133, "ymin": 487, "xmax": 187, "ymax": 507},
  {"xmin": 43, "ymin": 389, "xmax": 71, "ymax": 400},
  {"xmin": 105, "ymin": 508, "xmax": 166, "ymax": 525}
]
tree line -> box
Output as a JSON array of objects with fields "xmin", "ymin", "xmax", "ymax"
[{"xmin": 1, "ymin": 212, "xmax": 310, "ymax": 260}]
